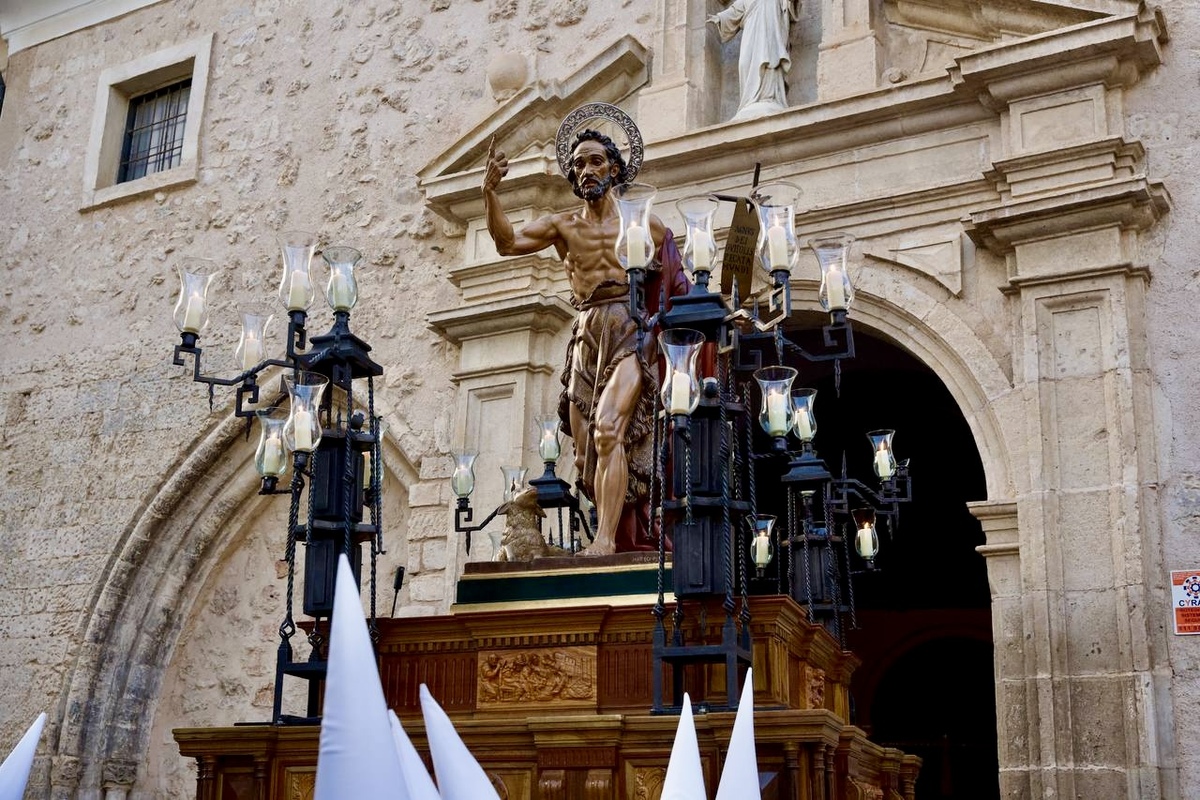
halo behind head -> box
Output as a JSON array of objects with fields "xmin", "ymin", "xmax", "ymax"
[{"xmin": 555, "ymin": 102, "xmax": 643, "ymax": 184}]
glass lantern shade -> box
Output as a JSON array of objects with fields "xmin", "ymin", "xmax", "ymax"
[
  {"xmin": 868, "ymin": 429, "xmax": 897, "ymax": 480},
  {"xmin": 322, "ymin": 245, "xmax": 362, "ymax": 312},
  {"xmin": 450, "ymin": 450, "xmax": 477, "ymax": 498},
  {"xmin": 810, "ymin": 233, "xmax": 855, "ymax": 312},
  {"xmin": 614, "ymin": 183, "xmax": 657, "ymax": 271},
  {"xmin": 751, "ymin": 514, "xmax": 776, "ymax": 572},
  {"xmin": 754, "ymin": 366, "xmax": 799, "ymax": 437},
  {"xmin": 753, "ymin": 182, "xmax": 801, "ymax": 274},
  {"xmin": 235, "ymin": 310, "xmax": 272, "ymax": 373},
  {"xmin": 173, "ymin": 258, "xmax": 217, "ymax": 334},
  {"xmin": 791, "ymin": 388, "xmax": 817, "ymax": 442},
  {"xmin": 283, "ymin": 371, "xmax": 328, "ymax": 453},
  {"xmin": 852, "ymin": 507, "xmax": 879, "ymax": 560},
  {"xmin": 255, "ymin": 409, "xmax": 290, "ymax": 478},
  {"xmin": 278, "ymin": 231, "xmax": 317, "ymax": 312},
  {"xmin": 659, "ymin": 328, "xmax": 706, "ymax": 415},
  {"xmin": 676, "ymin": 196, "xmax": 720, "ymax": 275},
  {"xmin": 501, "ymin": 465, "xmax": 528, "ymax": 502},
  {"xmin": 536, "ymin": 416, "xmax": 562, "ymax": 462}
]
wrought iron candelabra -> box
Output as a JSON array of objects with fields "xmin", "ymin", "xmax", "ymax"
[
  {"xmin": 441, "ymin": 171, "xmax": 914, "ymax": 715},
  {"xmin": 619, "ymin": 178, "xmax": 914, "ymax": 713},
  {"xmin": 170, "ymin": 232, "xmax": 385, "ymax": 724}
]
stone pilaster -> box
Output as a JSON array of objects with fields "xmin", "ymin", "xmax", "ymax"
[
  {"xmin": 971, "ymin": 501, "xmax": 1029, "ymax": 799},
  {"xmin": 962, "ymin": 10, "xmax": 1171, "ymax": 796}
]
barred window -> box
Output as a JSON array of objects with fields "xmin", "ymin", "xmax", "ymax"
[{"xmin": 117, "ymin": 79, "xmax": 192, "ymax": 184}]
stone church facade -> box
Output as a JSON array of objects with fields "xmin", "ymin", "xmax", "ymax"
[{"xmin": 0, "ymin": 0, "xmax": 1196, "ymax": 798}]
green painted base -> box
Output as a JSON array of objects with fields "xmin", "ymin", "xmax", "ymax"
[{"xmin": 455, "ymin": 552, "xmax": 672, "ymax": 607}]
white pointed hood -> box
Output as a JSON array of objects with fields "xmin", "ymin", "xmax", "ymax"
[
  {"xmin": 388, "ymin": 709, "xmax": 441, "ymax": 800},
  {"xmin": 314, "ymin": 555, "xmax": 408, "ymax": 799},
  {"xmin": 661, "ymin": 693, "xmax": 707, "ymax": 800},
  {"xmin": 715, "ymin": 668, "xmax": 760, "ymax": 800},
  {"xmin": 0, "ymin": 712, "xmax": 46, "ymax": 800},
  {"xmin": 419, "ymin": 684, "xmax": 500, "ymax": 800}
]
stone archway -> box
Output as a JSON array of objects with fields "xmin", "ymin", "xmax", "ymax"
[
  {"xmin": 775, "ymin": 288, "xmax": 1013, "ymax": 797},
  {"xmin": 48, "ymin": 399, "xmax": 419, "ymax": 799}
]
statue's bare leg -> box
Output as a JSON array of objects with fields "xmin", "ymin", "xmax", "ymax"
[{"xmin": 581, "ymin": 354, "xmax": 642, "ymax": 556}]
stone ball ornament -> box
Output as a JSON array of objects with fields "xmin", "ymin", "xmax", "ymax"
[
  {"xmin": 555, "ymin": 102, "xmax": 644, "ymax": 183},
  {"xmin": 486, "ymin": 52, "xmax": 529, "ymax": 101}
]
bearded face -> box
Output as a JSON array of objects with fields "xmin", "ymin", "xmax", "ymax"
[
  {"xmin": 569, "ymin": 139, "xmax": 618, "ymax": 201},
  {"xmin": 577, "ymin": 173, "xmax": 612, "ymax": 202}
]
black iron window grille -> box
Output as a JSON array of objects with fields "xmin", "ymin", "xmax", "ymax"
[{"xmin": 117, "ymin": 78, "xmax": 192, "ymax": 183}]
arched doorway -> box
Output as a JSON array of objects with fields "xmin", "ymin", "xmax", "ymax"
[{"xmin": 771, "ymin": 317, "xmax": 997, "ymax": 799}]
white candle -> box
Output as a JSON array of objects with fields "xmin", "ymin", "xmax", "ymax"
[
  {"xmin": 626, "ymin": 223, "xmax": 647, "ymax": 268},
  {"xmin": 287, "ymin": 272, "xmax": 311, "ymax": 310},
  {"xmin": 765, "ymin": 390, "xmax": 789, "ymax": 436},
  {"xmin": 794, "ymin": 408, "xmax": 814, "ymax": 441},
  {"xmin": 693, "ymin": 237, "xmax": 713, "ymax": 269},
  {"xmin": 329, "ymin": 272, "xmax": 354, "ymax": 310},
  {"xmin": 363, "ymin": 451, "xmax": 373, "ymax": 486},
  {"xmin": 856, "ymin": 524, "xmax": 876, "ymax": 559},
  {"xmin": 293, "ymin": 409, "xmax": 314, "ymax": 451},
  {"xmin": 241, "ymin": 333, "xmax": 260, "ymax": 372},
  {"xmin": 752, "ymin": 534, "xmax": 772, "ymax": 568},
  {"xmin": 451, "ymin": 467, "xmax": 474, "ymax": 497},
  {"xmin": 767, "ymin": 224, "xmax": 788, "ymax": 269},
  {"xmin": 181, "ymin": 295, "xmax": 204, "ymax": 332},
  {"xmin": 669, "ymin": 371, "xmax": 691, "ymax": 414},
  {"xmin": 539, "ymin": 431, "xmax": 560, "ymax": 462},
  {"xmin": 874, "ymin": 445, "xmax": 893, "ymax": 479},
  {"xmin": 261, "ymin": 434, "xmax": 285, "ymax": 475},
  {"xmin": 825, "ymin": 266, "xmax": 847, "ymax": 310}
]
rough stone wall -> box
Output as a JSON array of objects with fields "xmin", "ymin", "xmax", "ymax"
[{"xmin": 0, "ymin": 0, "xmax": 650, "ymax": 795}]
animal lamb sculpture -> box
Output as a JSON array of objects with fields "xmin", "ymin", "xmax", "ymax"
[{"xmin": 495, "ymin": 486, "xmax": 569, "ymax": 561}]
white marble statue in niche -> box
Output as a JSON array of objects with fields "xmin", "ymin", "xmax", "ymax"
[{"xmin": 709, "ymin": 0, "xmax": 799, "ymax": 121}]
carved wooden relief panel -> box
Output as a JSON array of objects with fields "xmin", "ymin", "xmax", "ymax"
[{"xmin": 477, "ymin": 646, "xmax": 596, "ymax": 709}]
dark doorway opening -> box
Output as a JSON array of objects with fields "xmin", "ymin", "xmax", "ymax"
[{"xmin": 771, "ymin": 317, "xmax": 997, "ymax": 799}]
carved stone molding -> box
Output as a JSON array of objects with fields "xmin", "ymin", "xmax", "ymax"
[
  {"xmin": 427, "ymin": 293, "xmax": 575, "ymax": 349},
  {"xmin": 948, "ymin": 6, "xmax": 1166, "ymax": 109},
  {"xmin": 886, "ymin": 0, "xmax": 1102, "ymax": 44},
  {"xmin": 964, "ymin": 177, "xmax": 1169, "ymax": 269},
  {"xmin": 101, "ymin": 758, "xmax": 137, "ymax": 788},
  {"xmin": 50, "ymin": 754, "xmax": 81, "ymax": 790}
]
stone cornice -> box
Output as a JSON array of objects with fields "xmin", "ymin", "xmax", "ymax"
[
  {"xmin": 885, "ymin": 0, "xmax": 1104, "ymax": 42},
  {"xmin": 426, "ymin": 292, "xmax": 575, "ymax": 345},
  {"xmin": 968, "ymin": 499, "xmax": 1020, "ymax": 556},
  {"xmin": 963, "ymin": 176, "xmax": 1169, "ymax": 255},
  {"xmin": 948, "ymin": 4, "xmax": 1166, "ymax": 107}
]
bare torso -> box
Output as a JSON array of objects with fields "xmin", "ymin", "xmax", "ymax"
[{"xmin": 549, "ymin": 201, "xmax": 668, "ymax": 304}]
